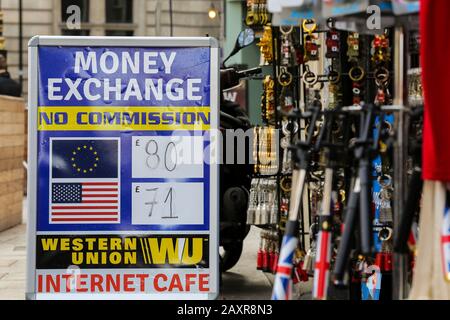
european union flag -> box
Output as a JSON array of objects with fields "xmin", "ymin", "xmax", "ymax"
[{"xmin": 51, "ymin": 139, "xmax": 119, "ymax": 178}]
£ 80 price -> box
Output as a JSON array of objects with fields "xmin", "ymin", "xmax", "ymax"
[{"xmin": 144, "ymin": 139, "xmax": 177, "ymax": 172}]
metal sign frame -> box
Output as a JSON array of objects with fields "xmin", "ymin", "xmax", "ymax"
[{"xmin": 26, "ymin": 36, "xmax": 219, "ymax": 300}]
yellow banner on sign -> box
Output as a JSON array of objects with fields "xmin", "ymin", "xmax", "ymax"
[{"xmin": 37, "ymin": 106, "xmax": 211, "ymax": 131}]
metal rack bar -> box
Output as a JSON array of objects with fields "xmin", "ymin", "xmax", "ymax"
[{"xmin": 392, "ymin": 25, "xmax": 410, "ymax": 301}]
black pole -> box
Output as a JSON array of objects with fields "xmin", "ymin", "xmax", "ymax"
[
  {"xmin": 18, "ymin": 0, "xmax": 23, "ymax": 94},
  {"xmin": 333, "ymin": 177, "xmax": 360, "ymax": 285}
]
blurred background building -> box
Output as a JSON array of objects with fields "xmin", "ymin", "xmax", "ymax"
[
  {"xmin": 0, "ymin": 0, "xmax": 224, "ymax": 98},
  {"xmin": 0, "ymin": 0, "xmax": 264, "ymax": 122}
]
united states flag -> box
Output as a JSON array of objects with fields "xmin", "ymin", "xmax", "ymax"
[
  {"xmin": 50, "ymin": 138, "xmax": 120, "ymax": 224},
  {"xmin": 50, "ymin": 182, "xmax": 119, "ymax": 223}
]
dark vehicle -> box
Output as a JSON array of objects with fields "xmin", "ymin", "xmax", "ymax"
[{"xmin": 219, "ymin": 29, "xmax": 261, "ymax": 271}]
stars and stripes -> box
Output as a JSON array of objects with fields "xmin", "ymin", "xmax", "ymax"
[
  {"xmin": 50, "ymin": 182, "xmax": 119, "ymax": 224},
  {"xmin": 271, "ymin": 235, "xmax": 297, "ymax": 300}
]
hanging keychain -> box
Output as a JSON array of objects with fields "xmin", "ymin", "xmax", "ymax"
[
  {"xmin": 268, "ymin": 179, "xmax": 278, "ymax": 225},
  {"xmin": 372, "ymin": 31, "xmax": 392, "ymax": 107},
  {"xmin": 325, "ymin": 19, "xmax": 340, "ymax": 59},
  {"xmin": 260, "ymin": 179, "xmax": 269, "ymax": 225},
  {"xmin": 302, "ymin": 65, "xmax": 318, "ymax": 87},
  {"xmin": 327, "ymin": 66, "xmax": 342, "ymax": 110},
  {"xmin": 303, "ymin": 223, "xmax": 318, "ymax": 275},
  {"xmin": 349, "ymin": 65, "xmax": 365, "ymax": 106},
  {"xmin": 279, "ymin": 176, "xmax": 291, "ymax": 232},
  {"xmin": 253, "ymin": 126, "xmax": 260, "ymax": 174},
  {"xmin": 279, "ymin": 86, "xmax": 295, "ymax": 114},
  {"xmin": 374, "ymin": 67, "xmax": 390, "ymax": 106},
  {"xmin": 262, "ymin": 231, "xmax": 270, "ymax": 271},
  {"xmin": 303, "ymin": 19, "xmax": 319, "ymax": 62},
  {"xmin": 257, "ymin": 26, "xmax": 273, "ymax": 64},
  {"xmin": 371, "ymin": 34, "xmax": 391, "ymax": 65},
  {"xmin": 258, "ymin": 127, "xmax": 277, "ymax": 176},
  {"xmin": 281, "ymin": 120, "xmax": 298, "ymax": 174},
  {"xmin": 272, "ymin": 237, "xmax": 280, "ymax": 274},
  {"xmin": 258, "ymin": 0, "xmax": 268, "ymax": 26},
  {"xmin": 376, "ymin": 227, "xmax": 393, "ymax": 274},
  {"xmin": 278, "ymin": 67, "xmax": 293, "ymax": 88},
  {"xmin": 294, "ymin": 35, "xmax": 305, "ymax": 66},
  {"xmin": 280, "ymin": 25, "xmax": 294, "ymax": 66},
  {"xmin": 257, "ymin": 231, "xmax": 265, "ymax": 270},
  {"xmin": 327, "ymin": 26, "xmax": 342, "ymax": 110},
  {"xmin": 347, "ymin": 32, "xmax": 360, "ymax": 62},
  {"xmin": 247, "ymin": 178, "xmax": 259, "ymax": 225},
  {"xmin": 378, "ymin": 175, "xmax": 394, "ymax": 224},
  {"xmin": 347, "ymin": 32, "xmax": 365, "ymax": 106},
  {"xmin": 245, "ymin": 0, "xmax": 259, "ymax": 26},
  {"xmin": 262, "ymin": 75, "xmax": 275, "ymax": 124},
  {"xmin": 278, "ymin": 25, "xmax": 294, "ymax": 93}
]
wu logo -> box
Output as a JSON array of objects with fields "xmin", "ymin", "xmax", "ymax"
[
  {"xmin": 139, "ymin": 237, "xmax": 207, "ymax": 266},
  {"xmin": 49, "ymin": 138, "xmax": 120, "ymax": 224}
]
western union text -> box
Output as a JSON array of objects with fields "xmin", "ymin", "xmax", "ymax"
[
  {"xmin": 38, "ymin": 107, "xmax": 210, "ymax": 131},
  {"xmin": 40, "ymin": 237, "xmax": 204, "ymax": 266}
]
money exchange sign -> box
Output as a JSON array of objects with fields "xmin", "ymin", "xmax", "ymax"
[{"xmin": 27, "ymin": 36, "xmax": 219, "ymax": 300}]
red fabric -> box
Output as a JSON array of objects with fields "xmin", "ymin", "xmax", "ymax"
[{"xmin": 421, "ymin": 0, "xmax": 450, "ymax": 181}]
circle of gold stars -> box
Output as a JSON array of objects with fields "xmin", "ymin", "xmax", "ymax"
[{"xmin": 71, "ymin": 145, "xmax": 99, "ymax": 174}]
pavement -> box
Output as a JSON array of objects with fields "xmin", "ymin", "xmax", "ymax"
[
  {"xmin": 220, "ymin": 227, "xmax": 314, "ymax": 300},
  {"xmin": 0, "ymin": 199, "xmax": 277, "ymax": 300},
  {"xmin": 0, "ymin": 200, "xmax": 27, "ymax": 300},
  {"xmin": 220, "ymin": 227, "xmax": 273, "ymax": 300}
]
